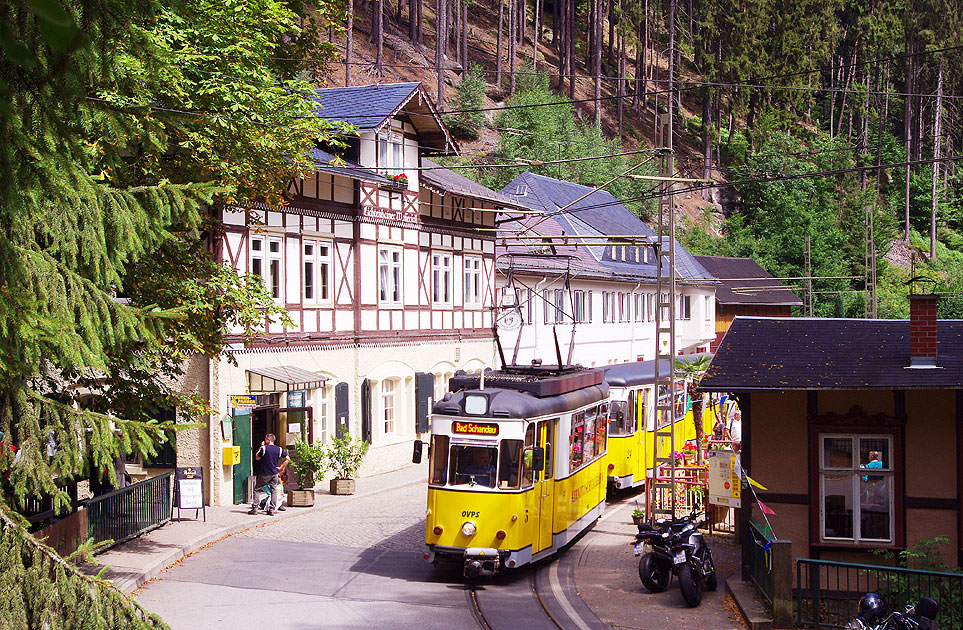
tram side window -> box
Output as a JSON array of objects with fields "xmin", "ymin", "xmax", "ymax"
[
  {"xmin": 570, "ymin": 412, "xmax": 585, "ymax": 470},
  {"xmin": 597, "ymin": 403, "xmax": 608, "ymax": 454},
  {"xmin": 429, "ymin": 435, "xmax": 449, "ymax": 485},
  {"xmin": 450, "ymin": 445, "xmax": 498, "ymax": 488},
  {"xmin": 609, "ymin": 400, "xmax": 628, "ymax": 435},
  {"xmin": 521, "ymin": 424, "xmax": 536, "ymax": 488},
  {"xmin": 626, "ymin": 391, "xmax": 638, "ymax": 434},
  {"xmin": 583, "ymin": 408, "xmax": 597, "ymax": 461},
  {"xmin": 499, "ymin": 439, "xmax": 522, "ymax": 489},
  {"xmin": 657, "ymin": 385, "xmax": 671, "ymax": 428}
]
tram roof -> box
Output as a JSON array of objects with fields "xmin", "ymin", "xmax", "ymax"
[
  {"xmin": 603, "ymin": 353, "xmax": 713, "ymax": 388},
  {"xmin": 433, "ymin": 383, "xmax": 610, "ymax": 419}
]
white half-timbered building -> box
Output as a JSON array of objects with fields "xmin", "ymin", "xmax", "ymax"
[
  {"xmin": 495, "ymin": 172, "xmax": 717, "ymax": 368},
  {"xmin": 189, "ymin": 83, "xmax": 529, "ymax": 506}
]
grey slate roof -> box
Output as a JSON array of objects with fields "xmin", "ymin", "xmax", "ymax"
[
  {"xmin": 694, "ymin": 255, "xmax": 803, "ymax": 306},
  {"xmin": 698, "ymin": 316, "xmax": 963, "ymax": 391},
  {"xmin": 500, "ymin": 171, "xmax": 714, "ymax": 283},
  {"xmin": 310, "ymin": 148, "xmax": 384, "ymax": 184},
  {"xmin": 313, "ymin": 82, "xmax": 423, "ymax": 130},
  {"xmin": 421, "ymin": 159, "xmax": 531, "ymax": 209},
  {"xmin": 496, "ymin": 215, "xmax": 608, "ymax": 277},
  {"xmin": 312, "ymin": 82, "xmax": 455, "ymax": 152}
]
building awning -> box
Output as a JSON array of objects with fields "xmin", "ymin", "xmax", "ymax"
[{"xmin": 247, "ymin": 366, "xmax": 327, "ymax": 394}]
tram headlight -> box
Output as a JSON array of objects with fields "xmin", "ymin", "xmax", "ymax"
[
  {"xmin": 433, "ymin": 525, "xmax": 443, "ymax": 536},
  {"xmin": 461, "ymin": 521, "xmax": 477, "ymax": 537}
]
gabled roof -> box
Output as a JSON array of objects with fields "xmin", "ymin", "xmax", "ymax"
[
  {"xmin": 496, "ymin": 215, "xmax": 607, "ymax": 277},
  {"xmin": 694, "ymin": 255, "xmax": 803, "ymax": 306},
  {"xmin": 310, "ymin": 148, "xmax": 385, "ymax": 184},
  {"xmin": 500, "ymin": 171, "xmax": 714, "ymax": 283},
  {"xmin": 698, "ymin": 317, "xmax": 963, "ymax": 391},
  {"xmin": 313, "ymin": 82, "xmax": 455, "ymax": 152},
  {"xmin": 421, "ymin": 159, "xmax": 532, "ymax": 209}
]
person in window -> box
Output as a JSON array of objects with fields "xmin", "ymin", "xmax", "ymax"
[
  {"xmin": 862, "ymin": 450, "xmax": 883, "ymax": 482},
  {"xmin": 461, "ymin": 449, "xmax": 496, "ymax": 488}
]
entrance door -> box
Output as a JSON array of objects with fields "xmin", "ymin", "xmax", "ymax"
[
  {"xmin": 233, "ymin": 409, "xmax": 252, "ymax": 504},
  {"xmin": 535, "ymin": 419, "xmax": 556, "ymax": 554}
]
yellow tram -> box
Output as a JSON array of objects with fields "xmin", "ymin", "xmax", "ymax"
[
  {"xmin": 418, "ymin": 366, "xmax": 610, "ymax": 577},
  {"xmin": 603, "ymin": 357, "xmax": 712, "ymax": 492}
]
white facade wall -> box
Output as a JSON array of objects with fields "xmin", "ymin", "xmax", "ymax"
[{"xmin": 498, "ymin": 274, "xmax": 715, "ymax": 368}]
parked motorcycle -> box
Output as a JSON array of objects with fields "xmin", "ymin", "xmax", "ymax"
[
  {"xmin": 632, "ymin": 509, "xmax": 717, "ymax": 607},
  {"xmin": 845, "ymin": 593, "xmax": 939, "ymax": 630}
]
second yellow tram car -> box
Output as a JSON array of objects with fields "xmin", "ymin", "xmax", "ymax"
[
  {"xmin": 603, "ymin": 354, "xmax": 717, "ymax": 491},
  {"xmin": 421, "ymin": 365, "xmax": 610, "ymax": 577}
]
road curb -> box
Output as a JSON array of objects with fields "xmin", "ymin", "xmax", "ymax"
[
  {"xmin": 111, "ymin": 471, "xmax": 425, "ymax": 594},
  {"xmin": 726, "ymin": 578, "xmax": 773, "ymax": 630}
]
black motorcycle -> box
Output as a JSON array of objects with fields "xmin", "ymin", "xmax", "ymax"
[
  {"xmin": 845, "ymin": 593, "xmax": 939, "ymax": 630},
  {"xmin": 632, "ymin": 509, "xmax": 717, "ymax": 607}
]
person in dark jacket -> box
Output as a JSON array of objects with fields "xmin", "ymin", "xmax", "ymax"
[{"xmin": 249, "ymin": 433, "xmax": 289, "ymax": 516}]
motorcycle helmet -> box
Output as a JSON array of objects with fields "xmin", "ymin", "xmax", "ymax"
[{"xmin": 857, "ymin": 593, "xmax": 887, "ymax": 624}]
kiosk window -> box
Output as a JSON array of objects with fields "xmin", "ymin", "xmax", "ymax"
[{"xmin": 429, "ymin": 434, "xmax": 449, "ymax": 485}]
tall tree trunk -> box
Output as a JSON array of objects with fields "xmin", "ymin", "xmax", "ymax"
[
  {"xmin": 417, "ymin": 0, "xmax": 423, "ymax": 44},
  {"xmin": 374, "ymin": 0, "xmax": 384, "ymax": 76},
  {"xmin": 532, "ymin": 0, "xmax": 540, "ymax": 70},
  {"xmin": 346, "ymin": 0, "xmax": 353, "ymax": 85},
  {"xmin": 931, "ymin": 54, "xmax": 944, "ymax": 260},
  {"xmin": 496, "ymin": 0, "xmax": 504, "ymax": 86},
  {"xmin": 593, "ymin": 0, "xmax": 602, "ymax": 124},
  {"xmin": 509, "ymin": 0, "xmax": 517, "ymax": 94},
  {"xmin": 461, "ymin": 1, "xmax": 468, "ymax": 72},
  {"xmin": 518, "ymin": 0, "xmax": 525, "ymax": 46},
  {"xmin": 702, "ymin": 86, "xmax": 711, "ymax": 197},
  {"xmin": 437, "ymin": 0, "xmax": 446, "ymax": 109},
  {"xmin": 904, "ymin": 43, "xmax": 914, "ymax": 242},
  {"xmin": 568, "ymin": 0, "xmax": 575, "ymax": 99},
  {"xmin": 617, "ymin": 31, "xmax": 624, "ymax": 136},
  {"xmin": 409, "ymin": 0, "xmax": 417, "ymax": 41},
  {"xmin": 608, "ymin": 0, "xmax": 615, "ymax": 66}
]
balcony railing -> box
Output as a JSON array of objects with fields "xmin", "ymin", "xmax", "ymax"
[{"xmin": 85, "ymin": 472, "xmax": 172, "ymax": 552}]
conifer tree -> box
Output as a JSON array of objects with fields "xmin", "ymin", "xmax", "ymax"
[{"xmin": 0, "ymin": 0, "xmax": 343, "ymax": 625}]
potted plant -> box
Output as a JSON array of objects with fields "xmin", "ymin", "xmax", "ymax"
[
  {"xmin": 327, "ymin": 435, "xmax": 369, "ymax": 495},
  {"xmin": 631, "ymin": 507, "xmax": 645, "ymax": 526},
  {"xmin": 288, "ymin": 437, "xmax": 327, "ymax": 507}
]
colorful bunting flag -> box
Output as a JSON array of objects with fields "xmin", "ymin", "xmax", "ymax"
[
  {"xmin": 747, "ymin": 475, "xmax": 768, "ymax": 491},
  {"xmin": 757, "ymin": 499, "xmax": 777, "ymax": 515}
]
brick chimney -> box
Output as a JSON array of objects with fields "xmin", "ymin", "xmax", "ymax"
[{"xmin": 908, "ymin": 293, "xmax": 939, "ymax": 368}]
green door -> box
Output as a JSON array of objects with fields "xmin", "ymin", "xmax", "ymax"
[{"xmin": 233, "ymin": 408, "xmax": 252, "ymax": 504}]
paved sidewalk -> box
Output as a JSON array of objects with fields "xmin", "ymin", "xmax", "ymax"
[{"xmin": 89, "ymin": 463, "xmax": 428, "ymax": 593}]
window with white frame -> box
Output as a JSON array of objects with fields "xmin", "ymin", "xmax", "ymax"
[
  {"xmin": 378, "ymin": 131, "xmax": 404, "ymax": 174},
  {"xmin": 432, "ymin": 253, "xmax": 452, "ymax": 304},
  {"xmin": 379, "ymin": 247, "xmax": 403, "ymax": 305},
  {"xmin": 647, "ymin": 292, "xmax": 655, "ymax": 321},
  {"xmin": 635, "ymin": 293, "xmax": 644, "ymax": 322},
  {"xmin": 618, "ymin": 292, "xmax": 629, "ymax": 323},
  {"xmin": 303, "ymin": 240, "xmax": 331, "ymax": 303},
  {"xmin": 317, "ymin": 385, "xmax": 330, "ymax": 444},
  {"xmin": 704, "ymin": 295, "xmax": 712, "ymax": 321},
  {"xmin": 819, "ymin": 434, "xmax": 894, "ymax": 544},
  {"xmin": 268, "ymin": 237, "xmax": 282, "ymax": 300},
  {"xmin": 515, "ymin": 288, "xmax": 533, "ymax": 324},
  {"xmin": 544, "ymin": 289, "xmax": 565, "ymax": 324},
  {"xmin": 572, "ymin": 290, "xmax": 588, "ymax": 323},
  {"xmin": 464, "ymin": 256, "xmax": 483, "ymax": 307},
  {"xmin": 659, "ymin": 292, "xmax": 669, "ymax": 321},
  {"xmin": 381, "ymin": 379, "xmax": 397, "ymax": 434},
  {"xmin": 679, "ymin": 294, "xmax": 692, "ymax": 320},
  {"xmin": 250, "ymin": 236, "xmax": 265, "ymax": 281}
]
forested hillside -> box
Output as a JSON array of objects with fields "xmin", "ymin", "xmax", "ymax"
[{"xmin": 329, "ymin": 0, "xmax": 963, "ymax": 318}]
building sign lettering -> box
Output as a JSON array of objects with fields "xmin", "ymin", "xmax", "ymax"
[{"xmin": 362, "ymin": 204, "xmax": 419, "ymax": 225}]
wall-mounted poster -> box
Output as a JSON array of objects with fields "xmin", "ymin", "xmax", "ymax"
[{"xmin": 707, "ymin": 450, "xmax": 741, "ymax": 508}]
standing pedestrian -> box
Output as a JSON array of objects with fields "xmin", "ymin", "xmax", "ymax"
[{"xmin": 249, "ymin": 433, "xmax": 290, "ymax": 516}]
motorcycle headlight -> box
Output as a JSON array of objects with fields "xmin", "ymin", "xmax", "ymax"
[
  {"xmin": 461, "ymin": 521, "xmax": 477, "ymax": 537},
  {"xmin": 662, "ymin": 532, "xmax": 669, "ymax": 538}
]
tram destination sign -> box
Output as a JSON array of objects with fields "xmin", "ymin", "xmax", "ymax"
[{"xmin": 451, "ymin": 421, "xmax": 499, "ymax": 436}]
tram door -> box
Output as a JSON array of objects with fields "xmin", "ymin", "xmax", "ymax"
[
  {"xmin": 635, "ymin": 388, "xmax": 648, "ymax": 486},
  {"xmin": 535, "ymin": 419, "xmax": 556, "ymax": 553}
]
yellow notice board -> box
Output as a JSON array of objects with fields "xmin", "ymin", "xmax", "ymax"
[{"xmin": 708, "ymin": 450, "xmax": 741, "ymax": 508}]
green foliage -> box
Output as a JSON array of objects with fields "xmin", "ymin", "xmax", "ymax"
[
  {"xmin": 327, "ymin": 435, "xmax": 369, "ymax": 480},
  {"xmin": 474, "ymin": 74, "xmax": 658, "ymax": 219},
  {"xmin": 0, "ymin": 508, "xmax": 169, "ymax": 629},
  {"xmin": 447, "ymin": 64, "xmax": 488, "ymax": 140},
  {"xmin": 290, "ymin": 437, "xmax": 327, "ymax": 489}
]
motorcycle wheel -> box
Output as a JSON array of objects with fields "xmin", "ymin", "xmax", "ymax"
[
  {"xmin": 639, "ymin": 553, "xmax": 671, "ymax": 593},
  {"xmin": 704, "ymin": 549, "xmax": 718, "ymax": 591},
  {"xmin": 678, "ymin": 563, "xmax": 703, "ymax": 607}
]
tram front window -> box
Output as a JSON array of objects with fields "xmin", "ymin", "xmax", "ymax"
[
  {"xmin": 610, "ymin": 400, "xmax": 628, "ymax": 435},
  {"xmin": 450, "ymin": 445, "xmax": 498, "ymax": 488}
]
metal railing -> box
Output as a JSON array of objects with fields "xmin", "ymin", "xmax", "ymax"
[
  {"xmin": 86, "ymin": 472, "xmax": 172, "ymax": 552},
  {"xmin": 651, "ymin": 464, "xmax": 707, "ymax": 520},
  {"xmin": 749, "ymin": 519, "xmax": 776, "ymax": 606},
  {"xmin": 795, "ymin": 558, "xmax": 963, "ymax": 630}
]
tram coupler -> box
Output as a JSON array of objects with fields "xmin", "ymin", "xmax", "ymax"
[{"xmin": 463, "ymin": 547, "xmax": 500, "ymax": 578}]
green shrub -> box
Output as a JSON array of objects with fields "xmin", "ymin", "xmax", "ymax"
[
  {"xmin": 290, "ymin": 437, "xmax": 327, "ymax": 489},
  {"xmin": 448, "ymin": 64, "xmax": 488, "ymax": 140},
  {"xmin": 327, "ymin": 435, "xmax": 369, "ymax": 479}
]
